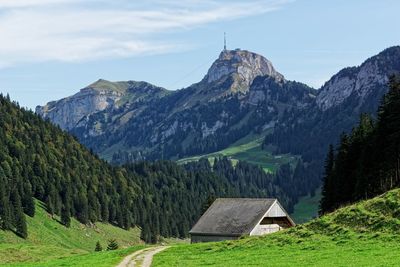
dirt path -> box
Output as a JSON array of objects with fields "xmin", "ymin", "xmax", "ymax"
[{"xmin": 116, "ymin": 246, "xmax": 169, "ymax": 267}]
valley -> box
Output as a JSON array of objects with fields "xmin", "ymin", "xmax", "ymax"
[{"xmin": 1, "ymin": 1, "xmax": 399, "ymax": 266}]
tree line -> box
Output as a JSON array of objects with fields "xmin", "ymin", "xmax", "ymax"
[{"xmin": 320, "ymin": 76, "xmax": 400, "ymax": 213}]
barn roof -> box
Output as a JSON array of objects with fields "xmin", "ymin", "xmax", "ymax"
[{"xmin": 189, "ymin": 198, "xmax": 279, "ymax": 236}]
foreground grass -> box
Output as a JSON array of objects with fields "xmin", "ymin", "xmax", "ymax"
[
  {"xmin": 154, "ymin": 233, "xmax": 400, "ymax": 267},
  {"xmin": 154, "ymin": 189, "xmax": 400, "ymax": 267},
  {"xmin": 0, "ymin": 201, "xmax": 141, "ymax": 265},
  {"xmin": 4, "ymin": 245, "xmax": 146, "ymax": 267}
]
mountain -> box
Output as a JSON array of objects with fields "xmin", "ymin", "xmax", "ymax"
[{"xmin": 37, "ymin": 49, "xmax": 316, "ymax": 163}]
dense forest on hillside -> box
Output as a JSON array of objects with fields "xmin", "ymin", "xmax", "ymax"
[
  {"xmin": 320, "ymin": 76, "xmax": 400, "ymax": 213},
  {"xmin": 0, "ymin": 94, "xmax": 310, "ymax": 243},
  {"xmin": 0, "ymin": 94, "xmax": 141, "ymax": 239}
]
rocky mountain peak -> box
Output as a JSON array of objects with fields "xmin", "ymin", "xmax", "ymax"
[{"xmin": 205, "ymin": 49, "xmax": 284, "ymax": 93}]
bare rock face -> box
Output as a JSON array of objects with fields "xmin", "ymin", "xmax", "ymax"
[
  {"xmin": 316, "ymin": 46, "xmax": 400, "ymax": 111},
  {"xmin": 36, "ymin": 80, "xmax": 125, "ymax": 130},
  {"xmin": 36, "ymin": 79, "xmax": 168, "ymax": 130},
  {"xmin": 205, "ymin": 49, "xmax": 284, "ymax": 93}
]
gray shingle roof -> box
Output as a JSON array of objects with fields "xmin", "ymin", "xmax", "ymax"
[{"xmin": 189, "ymin": 198, "xmax": 277, "ymax": 236}]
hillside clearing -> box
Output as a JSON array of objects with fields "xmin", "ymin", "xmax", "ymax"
[{"xmin": 178, "ymin": 133, "xmax": 297, "ymax": 173}]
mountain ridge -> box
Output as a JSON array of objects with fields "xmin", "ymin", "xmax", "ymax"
[
  {"xmin": 36, "ymin": 48, "xmax": 316, "ymax": 161},
  {"xmin": 36, "ymin": 46, "xmax": 400, "ymax": 208}
]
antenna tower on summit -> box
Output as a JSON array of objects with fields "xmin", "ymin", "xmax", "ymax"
[{"xmin": 224, "ymin": 32, "xmax": 227, "ymax": 51}]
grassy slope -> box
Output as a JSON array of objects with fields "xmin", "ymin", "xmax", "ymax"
[
  {"xmin": 0, "ymin": 201, "xmax": 142, "ymax": 266},
  {"xmin": 153, "ymin": 189, "xmax": 400, "ymax": 267},
  {"xmin": 178, "ymin": 133, "xmax": 297, "ymax": 173}
]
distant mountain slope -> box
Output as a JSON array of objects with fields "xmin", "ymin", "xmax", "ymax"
[
  {"xmin": 38, "ymin": 47, "xmax": 400, "ymax": 168},
  {"xmin": 153, "ymin": 188, "xmax": 400, "ymax": 267},
  {"xmin": 37, "ymin": 49, "xmax": 316, "ymax": 163}
]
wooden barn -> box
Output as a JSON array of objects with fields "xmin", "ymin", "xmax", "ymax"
[{"xmin": 189, "ymin": 198, "xmax": 295, "ymax": 243}]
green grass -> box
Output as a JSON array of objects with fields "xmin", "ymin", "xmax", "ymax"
[
  {"xmin": 291, "ymin": 188, "xmax": 321, "ymax": 224},
  {"xmin": 0, "ymin": 201, "xmax": 141, "ymax": 265},
  {"xmin": 4, "ymin": 245, "xmax": 146, "ymax": 267},
  {"xmin": 178, "ymin": 133, "xmax": 297, "ymax": 173},
  {"xmin": 88, "ymin": 79, "xmax": 130, "ymax": 93},
  {"xmin": 153, "ymin": 189, "xmax": 400, "ymax": 267}
]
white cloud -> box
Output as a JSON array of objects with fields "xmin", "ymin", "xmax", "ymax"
[
  {"xmin": 0, "ymin": 0, "xmax": 81, "ymax": 8},
  {"xmin": 0, "ymin": 0, "xmax": 290, "ymax": 67}
]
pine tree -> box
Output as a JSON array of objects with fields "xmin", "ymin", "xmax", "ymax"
[
  {"xmin": 11, "ymin": 189, "xmax": 28, "ymax": 239},
  {"xmin": 0, "ymin": 172, "xmax": 10, "ymax": 230},
  {"xmin": 201, "ymin": 194, "xmax": 215, "ymax": 214},
  {"xmin": 106, "ymin": 239, "xmax": 119, "ymax": 250},
  {"xmin": 319, "ymin": 144, "xmax": 335, "ymax": 214},
  {"xmin": 61, "ymin": 205, "xmax": 71, "ymax": 228},
  {"xmin": 22, "ymin": 182, "xmax": 35, "ymax": 217},
  {"xmin": 377, "ymin": 75, "xmax": 400, "ymax": 188},
  {"xmin": 95, "ymin": 241, "xmax": 103, "ymax": 252}
]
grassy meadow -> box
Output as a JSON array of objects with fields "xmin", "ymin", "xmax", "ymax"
[
  {"xmin": 0, "ymin": 201, "xmax": 142, "ymax": 266},
  {"xmin": 153, "ymin": 189, "xmax": 400, "ymax": 267}
]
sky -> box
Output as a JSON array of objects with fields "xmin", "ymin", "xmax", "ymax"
[{"xmin": 0, "ymin": 0, "xmax": 399, "ymax": 109}]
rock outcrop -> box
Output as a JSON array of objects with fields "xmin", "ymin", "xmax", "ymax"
[
  {"xmin": 205, "ymin": 49, "xmax": 284, "ymax": 93},
  {"xmin": 36, "ymin": 79, "xmax": 167, "ymax": 130},
  {"xmin": 316, "ymin": 46, "xmax": 400, "ymax": 111}
]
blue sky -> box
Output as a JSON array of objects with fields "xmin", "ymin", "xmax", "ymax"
[{"xmin": 0, "ymin": 0, "xmax": 398, "ymax": 109}]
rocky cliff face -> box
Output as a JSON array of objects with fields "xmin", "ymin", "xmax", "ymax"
[
  {"xmin": 205, "ymin": 49, "xmax": 284, "ymax": 94},
  {"xmin": 36, "ymin": 79, "xmax": 168, "ymax": 130},
  {"xmin": 316, "ymin": 46, "xmax": 400, "ymax": 111}
]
